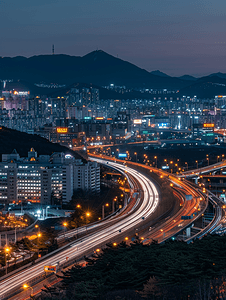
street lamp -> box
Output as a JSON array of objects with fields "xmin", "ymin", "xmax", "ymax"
[
  {"xmin": 134, "ymin": 152, "xmax": 137, "ymax": 163},
  {"xmin": 196, "ymin": 160, "xmax": 198, "ymax": 169},
  {"xmin": 23, "ymin": 284, "xmax": 33, "ymax": 297},
  {"xmin": 160, "ymin": 229, "xmax": 165, "ymax": 238},
  {"xmin": 37, "ymin": 232, "xmax": 42, "ymax": 256},
  {"xmin": 86, "ymin": 213, "xmax": 90, "ymax": 234},
  {"xmin": 112, "ymin": 196, "xmax": 118, "ymax": 213},
  {"xmin": 154, "ymin": 156, "xmax": 157, "ymax": 167},
  {"xmin": 5, "ymin": 247, "xmax": 10, "ymax": 275},
  {"xmin": 63, "ymin": 222, "xmax": 67, "ymax": 240}
]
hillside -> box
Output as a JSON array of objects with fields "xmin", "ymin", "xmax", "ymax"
[
  {"xmin": 178, "ymin": 76, "xmax": 226, "ymax": 98},
  {"xmin": 4, "ymin": 80, "xmax": 122, "ymax": 100},
  {"xmin": 0, "ymin": 50, "xmax": 190, "ymax": 89},
  {"xmin": 0, "ymin": 127, "xmax": 82, "ymax": 161},
  {"xmin": 1, "ymin": 50, "xmax": 226, "ymax": 98}
]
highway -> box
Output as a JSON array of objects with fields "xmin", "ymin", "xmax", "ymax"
[
  {"xmin": 89, "ymin": 154, "xmax": 218, "ymax": 243},
  {"xmin": 123, "ymin": 160, "xmax": 224, "ymax": 242},
  {"xmin": 1, "ymin": 156, "xmax": 223, "ymax": 300},
  {"xmin": 0, "ymin": 160, "xmax": 160, "ymax": 300},
  {"xmin": 126, "ymin": 164, "xmax": 207, "ymax": 243},
  {"xmin": 56, "ymin": 163, "xmax": 141, "ymax": 244},
  {"xmin": 181, "ymin": 160, "xmax": 226, "ymax": 177}
]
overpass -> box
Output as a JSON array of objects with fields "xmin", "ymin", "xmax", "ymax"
[
  {"xmin": 0, "ymin": 159, "xmax": 161, "ymax": 299},
  {"xmin": 89, "ymin": 154, "xmax": 221, "ymax": 242},
  {"xmin": 1, "ymin": 156, "xmax": 223, "ymax": 300},
  {"xmin": 181, "ymin": 160, "xmax": 226, "ymax": 178}
]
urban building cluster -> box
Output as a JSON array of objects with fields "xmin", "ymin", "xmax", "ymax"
[
  {"xmin": 0, "ymin": 148, "xmax": 100, "ymax": 205},
  {"xmin": 1, "ymin": 83, "xmax": 226, "ymax": 148}
]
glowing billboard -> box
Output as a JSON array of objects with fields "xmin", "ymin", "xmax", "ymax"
[
  {"xmin": 203, "ymin": 123, "xmax": 214, "ymax": 128},
  {"xmin": 118, "ymin": 153, "xmax": 127, "ymax": 158},
  {"xmin": 57, "ymin": 127, "xmax": 68, "ymax": 133},
  {"xmin": 133, "ymin": 119, "xmax": 142, "ymax": 125}
]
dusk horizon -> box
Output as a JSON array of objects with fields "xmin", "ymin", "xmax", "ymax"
[
  {"xmin": 1, "ymin": 0, "xmax": 226, "ymax": 77},
  {"xmin": 1, "ymin": 48, "xmax": 226, "ymax": 78},
  {"xmin": 1, "ymin": 1, "xmax": 226, "ymax": 299}
]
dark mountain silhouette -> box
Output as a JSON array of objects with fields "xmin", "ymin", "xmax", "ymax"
[
  {"xmin": 178, "ymin": 75, "xmax": 226, "ymax": 98},
  {"xmin": 0, "ymin": 50, "xmax": 190, "ymax": 89},
  {"xmin": 179, "ymin": 75, "xmax": 197, "ymax": 81},
  {"xmin": 150, "ymin": 70, "xmax": 170, "ymax": 77},
  {"xmin": 3, "ymin": 80, "xmax": 129, "ymax": 100},
  {"xmin": 209, "ymin": 72, "xmax": 226, "ymax": 79},
  {"xmin": 1, "ymin": 50, "xmax": 226, "ymax": 98},
  {"xmin": 0, "ymin": 127, "xmax": 82, "ymax": 162},
  {"xmin": 3, "ymin": 80, "xmax": 64, "ymax": 96},
  {"xmin": 48, "ymin": 82, "xmax": 124, "ymax": 99},
  {"xmin": 196, "ymin": 75, "xmax": 226, "ymax": 84}
]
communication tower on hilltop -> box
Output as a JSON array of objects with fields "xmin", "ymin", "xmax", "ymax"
[{"xmin": 52, "ymin": 44, "xmax": 55, "ymax": 55}]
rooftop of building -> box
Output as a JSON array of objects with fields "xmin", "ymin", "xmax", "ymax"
[
  {"xmin": 1, "ymin": 148, "xmax": 84, "ymax": 165},
  {"xmin": 0, "ymin": 126, "xmax": 85, "ymax": 162}
]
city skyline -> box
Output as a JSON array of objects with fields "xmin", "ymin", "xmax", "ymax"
[
  {"xmin": 1, "ymin": 1, "xmax": 226, "ymax": 298},
  {"xmin": 1, "ymin": 0, "xmax": 226, "ymax": 76}
]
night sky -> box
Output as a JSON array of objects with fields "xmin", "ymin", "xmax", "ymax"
[{"xmin": 1, "ymin": 0, "xmax": 226, "ymax": 76}]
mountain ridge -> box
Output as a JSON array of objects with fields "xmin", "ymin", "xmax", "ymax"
[
  {"xmin": 0, "ymin": 50, "xmax": 191, "ymax": 89},
  {"xmin": 1, "ymin": 50, "xmax": 226, "ymax": 97}
]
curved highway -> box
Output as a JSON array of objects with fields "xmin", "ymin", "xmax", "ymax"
[
  {"xmin": 0, "ymin": 160, "xmax": 159, "ymax": 300},
  {"xmin": 56, "ymin": 162, "xmax": 142, "ymax": 243},
  {"xmin": 89, "ymin": 154, "xmax": 210, "ymax": 243},
  {"xmin": 181, "ymin": 160, "xmax": 226, "ymax": 177}
]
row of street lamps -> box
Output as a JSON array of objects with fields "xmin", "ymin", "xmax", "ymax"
[
  {"xmin": 132, "ymin": 153, "xmax": 225, "ymax": 172},
  {"xmin": 21, "ymin": 237, "xmax": 130, "ymax": 297}
]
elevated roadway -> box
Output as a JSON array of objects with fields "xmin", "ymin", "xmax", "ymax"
[
  {"xmin": 89, "ymin": 154, "xmax": 224, "ymax": 243},
  {"xmin": 181, "ymin": 160, "xmax": 226, "ymax": 178},
  {"xmin": 0, "ymin": 160, "xmax": 160, "ymax": 300},
  {"xmin": 2, "ymin": 156, "xmax": 222, "ymax": 300},
  {"xmin": 89, "ymin": 154, "xmax": 209, "ymax": 241}
]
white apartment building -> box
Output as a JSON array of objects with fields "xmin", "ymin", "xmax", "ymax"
[
  {"xmin": 73, "ymin": 161, "xmax": 101, "ymax": 192},
  {"xmin": 0, "ymin": 149, "xmax": 100, "ymax": 205}
]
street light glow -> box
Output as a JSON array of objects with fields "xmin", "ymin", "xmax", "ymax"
[{"xmin": 23, "ymin": 284, "xmax": 29, "ymax": 289}]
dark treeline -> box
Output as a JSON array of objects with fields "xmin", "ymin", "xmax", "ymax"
[{"xmin": 38, "ymin": 234, "xmax": 226, "ymax": 300}]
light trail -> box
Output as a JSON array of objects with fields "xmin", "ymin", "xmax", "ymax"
[{"xmin": 0, "ymin": 160, "xmax": 159, "ymax": 299}]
